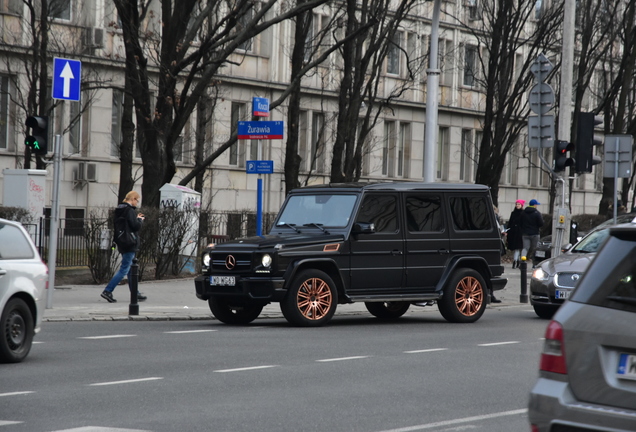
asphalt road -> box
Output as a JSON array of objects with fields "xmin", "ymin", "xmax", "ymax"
[{"xmin": 1, "ymin": 305, "xmax": 547, "ymax": 432}]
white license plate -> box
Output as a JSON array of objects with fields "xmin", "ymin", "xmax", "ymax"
[
  {"xmin": 210, "ymin": 276, "xmax": 236, "ymax": 286},
  {"xmin": 555, "ymin": 289, "xmax": 571, "ymax": 300},
  {"xmin": 617, "ymin": 353, "xmax": 636, "ymax": 380},
  {"xmin": 535, "ymin": 250, "xmax": 545, "ymax": 258}
]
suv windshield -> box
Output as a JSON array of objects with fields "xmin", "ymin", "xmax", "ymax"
[{"xmin": 275, "ymin": 194, "xmax": 358, "ymax": 228}]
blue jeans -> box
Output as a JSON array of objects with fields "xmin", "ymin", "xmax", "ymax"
[{"xmin": 104, "ymin": 252, "xmax": 135, "ymax": 293}]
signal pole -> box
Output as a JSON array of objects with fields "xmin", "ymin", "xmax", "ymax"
[{"xmin": 552, "ymin": 0, "xmax": 577, "ymax": 259}]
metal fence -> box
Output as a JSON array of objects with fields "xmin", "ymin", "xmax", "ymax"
[{"xmin": 29, "ymin": 211, "xmax": 278, "ymax": 268}]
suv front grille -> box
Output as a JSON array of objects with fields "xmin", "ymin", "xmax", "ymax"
[
  {"xmin": 211, "ymin": 253, "xmax": 252, "ymax": 272},
  {"xmin": 555, "ymin": 272, "xmax": 581, "ymax": 288}
]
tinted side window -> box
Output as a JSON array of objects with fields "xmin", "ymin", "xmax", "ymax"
[
  {"xmin": 573, "ymin": 236, "xmax": 636, "ymax": 313},
  {"xmin": 0, "ymin": 223, "xmax": 35, "ymax": 259},
  {"xmin": 449, "ymin": 196, "xmax": 492, "ymax": 231},
  {"xmin": 405, "ymin": 195, "xmax": 443, "ymax": 232},
  {"xmin": 355, "ymin": 194, "xmax": 398, "ymax": 233}
]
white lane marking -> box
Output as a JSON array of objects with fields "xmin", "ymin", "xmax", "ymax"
[
  {"xmin": 0, "ymin": 391, "xmax": 34, "ymax": 397},
  {"xmin": 478, "ymin": 341, "xmax": 520, "ymax": 347},
  {"xmin": 404, "ymin": 348, "xmax": 448, "ymax": 354},
  {"xmin": 375, "ymin": 408, "xmax": 528, "ymax": 432},
  {"xmin": 214, "ymin": 365, "xmax": 277, "ymax": 373},
  {"xmin": 33, "ymin": 341, "xmax": 44, "ymax": 344},
  {"xmin": 50, "ymin": 427, "xmax": 151, "ymax": 431},
  {"xmin": 0, "ymin": 421, "xmax": 22, "ymax": 426},
  {"xmin": 79, "ymin": 335, "xmax": 137, "ymax": 340},
  {"xmin": 164, "ymin": 330, "xmax": 218, "ymax": 334},
  {"xmin": 316, "ymin": 356, "xmax": 369, "ymax": 362},
  {"xmin": 90, "ymin": 377, "xmax": 163, "ymax": 386}
]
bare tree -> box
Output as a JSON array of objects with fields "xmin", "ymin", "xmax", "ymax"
[
  {"xmin": 113, "ymin": 0, "xmax": 330, "ymax": 208},
  {"xmin": 457, "ymin": 0, "xmax": 563, "ymax": 206}
]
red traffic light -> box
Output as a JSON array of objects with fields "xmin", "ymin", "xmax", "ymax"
[{"xmin": 554, "ymin": 140, "xmax": 575, "ymax": 172}]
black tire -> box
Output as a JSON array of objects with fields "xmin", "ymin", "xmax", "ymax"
[
  {"xmin": 438, "ymin": 269, "xmax": 487, "ymax": 323},
  {"xmin": 0, "ymin": 298, "xmax": 34, "ymax": 363},
  {"xmin": 365, "ymin": 302, "xmax": 410, "ymax": 320},
  {"xmin": 281, "ymin": 269, "xmax": 338, "ymax": 327},
  {"xmin": 533, "ymin": 304, "xmax": 558, "ymax": 319},
  {"xmin": 208, "ymin": 297, "xmax": 263, "ymax": 325}
]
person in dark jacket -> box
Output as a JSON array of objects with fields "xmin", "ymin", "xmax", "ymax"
[
  {"xmin": 100, "ymin": 191, "xmax": 147, "ymax": 303},
  {"xmin": 507, "ymin": 199, "xmax": 525, "ymax": 268},
  {"xmin": 521, "ymin": 199, "xmax": 544, "ymax": 264}
]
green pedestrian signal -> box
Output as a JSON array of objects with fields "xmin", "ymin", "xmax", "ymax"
[{"xmin": 25, "ymin": 115, "xmax": 49, "ymax": 155}]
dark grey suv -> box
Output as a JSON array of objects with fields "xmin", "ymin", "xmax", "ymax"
[{"xmin": 194, "ymin": 182, "xmax": 507, "ymax": 326}]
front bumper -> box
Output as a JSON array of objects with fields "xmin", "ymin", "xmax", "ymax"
[
  {"xmin": 195, "ymin": 275, "xmax": 286, "ymax": 302},
  {"xmin": 528, "ymin": 377, "xmax": 636, "ymax": 431},
  {"xmin": 530, "ymin": 279, "xmax": 566, "ymax": 306}
]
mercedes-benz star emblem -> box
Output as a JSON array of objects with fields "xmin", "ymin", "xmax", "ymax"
[
  {"xmin": 225, "ymin": 255, "xmax": 236, "ymax": 270},
  {"xmin": 572, "ymin": 274, "xmax": 580, "ymax": 281}
]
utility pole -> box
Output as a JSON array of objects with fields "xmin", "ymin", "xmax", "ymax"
[
  {"xmin": 423, "ymin": 0, "xmax": 441, "ymax": 183},
  {"xmin": 552, "ymin": 0, "xmax": 576, "ymax": 259}
]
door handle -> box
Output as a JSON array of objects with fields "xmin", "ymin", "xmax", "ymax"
[{"xmin": 391, "ymin": 250, "xmax": 403, "ymax": 255}]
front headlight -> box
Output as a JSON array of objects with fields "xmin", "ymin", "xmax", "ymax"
[
  {"xmin": 532, "ymin": 267, "xmax": 549, "ymax": 281},
  {"xmin": 261, "ymin": 254, "xmax": 272, "ymax": 268},
  {"xmin": 202, "ymin": 253, "xmax": 211, "ymax": 267}
]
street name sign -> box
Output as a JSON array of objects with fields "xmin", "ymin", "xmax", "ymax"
[
  {"xmin": 253, "ymin": 97, "xmax": 269, "ymax": 117},
  {"xmin": 238, "ymin": 121, "xmax": 284, "ymax": 139}
]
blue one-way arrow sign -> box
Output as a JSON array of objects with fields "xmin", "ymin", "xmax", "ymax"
[{"xmin": 52, "ymin": 57, "xmax": 81, "ymax": 101}]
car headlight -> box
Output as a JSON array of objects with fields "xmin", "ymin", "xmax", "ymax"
[
  {"xmin": 261, "ymin": 254, "xmax": 272, "ymax": 268},
  {"xmin": 532, "ymin": 267, "xmax": 549, "ymax": 281},
  {"xmin": 202, "ymin": 253, "xmax": 211, "ymax": 267}
]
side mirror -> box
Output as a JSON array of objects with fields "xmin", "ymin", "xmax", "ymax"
[
  {"xmin": 562, "ymin": 243, "xmax": 572, "ymax": 252},
  {"xmin": 353, "ymin": 222, "xmax": 375, "ymax": 234}
]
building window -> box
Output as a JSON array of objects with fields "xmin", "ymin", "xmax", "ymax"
[
  {"xmin": 382, "ymin": 121, "xmax": 396, "ymax": 176},
  {"xmin": 437, "ymin": 127, "xmax": 449, "ymax": 180},
  {"xmin": 64, "ymin": 208, "xmax": 85, "ymax": 237},
  {"xmin": 0, "ymin": 76, "xmax": 8, "ymax": 150},
  {"xmin": 387, "ymin": 32, "xmax": 403, "ymax": 76},
  {"xmin": 460, "ymin": 129, "xmax": 473, "ymax": 182},
  {"xmin": 69, "ymin": 101, "xmax": 81, "ymax": 155},
  {"xmin": 439, "ymin": 39, "xmax": 455, "ymax": 86},
  {"xmin": 298, "ymin": 111, "xmax": 308, "ymax": 172},
  {"xmin": 463, "ymin": 45, "xmax": 478, "ymax": 87},
  {"xmin": 230, "ymin": 102, "xmax": 247, "ymax": 167},
  {"xmin": 111, "ymin": 89, "xmax": 123, "ymax": 157},
  {"xmin": 398, "ymin": 122, "xmax": 410, "ymax": 177},
  {"xmin": 310, "ymin": 112, "xmax": 325, "ymax": 173},
  {"xmin": 50, "ymin": 0, "xmax": 71, "ymax": 20},
  {"xmin": 237, "ymin": 6, "xmax": 253, "ymax": 52}
]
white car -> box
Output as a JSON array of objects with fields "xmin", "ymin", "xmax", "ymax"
[{"xmin": 0, "ymin": 218, "xmax": 48, "ymax": 363}]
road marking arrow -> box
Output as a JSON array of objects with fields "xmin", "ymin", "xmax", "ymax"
[{"xmin": 60, "ymin": 61, "xmax": 75, "ymax": 98}]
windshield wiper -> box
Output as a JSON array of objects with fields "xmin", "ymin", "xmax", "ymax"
[
  {"xmin": 276, "ymin": 222, "xmax": 300, "ymax": 233},
  {"xmin": 303, "ymin": 223, "xmax": 330, "ymax": 234}
]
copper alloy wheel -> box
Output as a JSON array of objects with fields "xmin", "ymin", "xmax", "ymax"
[
  {"xmin": 454, "ymin": 276, "xmax": 484, "ymax": 316},
  {"xmin": 297, "ymin": 277, "xmax": 333, "ymax": 320}
]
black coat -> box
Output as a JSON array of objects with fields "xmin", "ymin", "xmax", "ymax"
[
  {"xmin": 114, "ymin": 203, "xmax": 142, "ymax": 253},
  {"xmin": 521, "ymin": 207, "xmax": 544, "ymax": 236},
  {"xmin": 506, "ymin": 208, "xmax": 524, "ymax": 250}
]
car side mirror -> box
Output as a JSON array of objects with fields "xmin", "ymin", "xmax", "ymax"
[
  {"xmin": 353, "ymin": 222, "xmax": 375, "ymax": 234},
  {"xmin": 562, "ymin": 243, "xmax": 572, "ymax": 252}
]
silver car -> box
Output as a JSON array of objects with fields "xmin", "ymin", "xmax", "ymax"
[
  {"xmin": 530, "ymin": 214, "xmax": 636, "ymax": 319},
  {"xmin": 0, "ymin": 218, "xmax": 48, "ymax": 363},
  {"xmin": 528, "ymin": 223, "xmax": 636, "ymax": 431}
]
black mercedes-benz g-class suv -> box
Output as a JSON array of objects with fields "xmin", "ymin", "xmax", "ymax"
[{"xmin": 195, "ymin": 182, "xmax": 507, "ymax": 326}]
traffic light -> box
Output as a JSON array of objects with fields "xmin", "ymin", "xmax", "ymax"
[
  {"xmin": 574, "ymin": 112, "xmax": 603, "ymax": 173},
  {"xmin": 554, "ymin": 140, "xmax": 574, "ymax": 172},
  {"xmin": 25, "ymin": 115, "xmax": 48, "ymax": 155}
]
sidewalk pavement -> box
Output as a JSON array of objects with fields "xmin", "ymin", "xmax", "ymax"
[{"xmin": 43, "ymin": 266, "xmax": 531, "ymax": 322}]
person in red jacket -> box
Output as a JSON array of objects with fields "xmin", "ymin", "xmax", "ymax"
[{"xmin": 101, "ymin": 191, "xmax": 147, "ymax": 303}]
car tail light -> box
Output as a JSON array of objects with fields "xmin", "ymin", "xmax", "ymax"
[
  {"xmin": 540, "ymin": 320, "xmax": 567, "ymax": 374},
  {"xmin": 530, "ymin": 425, "xmax": 539, "ymax": 432}
]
